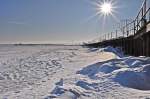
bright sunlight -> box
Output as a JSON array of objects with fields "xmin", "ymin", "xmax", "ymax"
[{"xmin": 100, "ymin": 3, "xmax": 112, "ymax": 15}]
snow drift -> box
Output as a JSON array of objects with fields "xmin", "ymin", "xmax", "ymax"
[
  {"xmin": 113, "ymin": 64, "xmax": 150, "ymax": 90},
  {"xmin": 0, "ymin": 45, "xmax": 150, "ymax": 99},
  {"xmin": 46, "ymin": 46, "xmax": 150, "ymax": 99},
  {"xmin": 100, "ymin": 46, "xmax": 124, "ymax": 58}
]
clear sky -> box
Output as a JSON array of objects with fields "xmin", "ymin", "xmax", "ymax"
[{"xmin": 0, "ymin": 0, "xmax": 144, "ymax": 44}]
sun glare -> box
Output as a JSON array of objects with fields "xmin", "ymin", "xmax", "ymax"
[
  {"xmin": 100, "ymin": 3, "xmax": 112, "ymax": 15},
  {"xmin": 94, "ymin": 0, "xmax": 118, "ymax": 18},
  {"xmin": 94, "ymin": 0, "xmax": 119, "ymax": 22},
  {"xmin": 82, "ymin": 0, "xmax": 119, "ymax": 26}
]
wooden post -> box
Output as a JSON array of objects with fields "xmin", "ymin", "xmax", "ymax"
[
  {"xmin": 149, "ymin": 34, "xmax": 150, "ymax": 56},
  {"xmin": 149, "ymin": 7, "xmax": 150, "ymax": 21},
  {"xmin": 147, "ymin": 33, "xmax": 150, "ymax": 56}
]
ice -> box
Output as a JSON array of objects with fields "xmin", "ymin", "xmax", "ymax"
[
  {"xmin": 112, "ymin": 66, "xmax": 150, "ymax": 90},
  {"xmin": 0, "ymin": 45, "xmax": 104, "ymax": 99},
  {"xmin": 0, "ymin": 45, "xmax": 150, "ymax": 99},
  {"xmin": 46, "ymin": 46, "xmax": 150, "ymax": 99},
  {"xmin": 100, "ymin": 46, "xmax": 124, "ymax": 58}
]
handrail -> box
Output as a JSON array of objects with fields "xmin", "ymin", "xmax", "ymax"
[
  {"xmin": 89, "ymin": 0, "xmax": 150, "ymax": 43},
  {"xmin": 136, "ymin": 0, "xmax": 146, "ymax": 19},
  {"xmin": 110, "ymin": 0, "xmax": 150, "ymax": 39}
]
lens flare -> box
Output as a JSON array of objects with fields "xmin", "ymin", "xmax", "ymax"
[
  {"xmin": 81, "ymin": 0, "xmax": 119, "ymax": 33},
  {"xmin": 100, "ymin": 3, "xmax": 112, "ymax": 15}
]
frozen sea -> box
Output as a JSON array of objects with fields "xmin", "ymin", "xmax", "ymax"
[{"xmin": 0, "ymin": 45, "xmax": 150, "ymax": 99}]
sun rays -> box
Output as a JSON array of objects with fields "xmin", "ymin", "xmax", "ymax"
[{"xmin": 84, "ymin": 0, "xmax": 119, "ymax": 21}]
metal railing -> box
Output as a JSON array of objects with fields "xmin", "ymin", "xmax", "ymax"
[{"xmin": 90, "ymin": 0, "xmax": 150, "ymax": 43}]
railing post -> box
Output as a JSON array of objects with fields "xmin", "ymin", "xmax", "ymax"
[
  {"xmin": 134, "ymin": 20, "xmax": 136, "ymax": 35},
  {"xmin": 111, "ymin": 32, "xmax": 113, "ymax": 39},
  {"xmin": 137, "ymin": 18, "xmax": 139, "ymax": 31},
  {"xmin": 142, "ymin": 7, "xmax": 144, "ymax": 17},
  {"xmin": 144, "ymin": 0, "xmax": 147, "ymax": 14},
  {"xmin": 125, "ymin": 19, "xmax": 129, "ymax": 37},
  {"xmin": 103, "ymin": 35, "xmax": 105, "ymax": 41},
  {"xmin": 149, "ymin": 9, "xmax": 150, "ymax": 21},
  {"xmin": 116, "ymin": 30, "xmax": 118, "ymax": 38}
]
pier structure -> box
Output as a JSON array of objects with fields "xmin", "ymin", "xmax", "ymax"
[{"xmin": 87, "ymin": 0, "xmax": 150, "ymax": 56}]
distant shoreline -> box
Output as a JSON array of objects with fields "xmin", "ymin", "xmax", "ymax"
[{"xmin": 0, "ymin": 43, "xmax": 81, "ymax": 46}]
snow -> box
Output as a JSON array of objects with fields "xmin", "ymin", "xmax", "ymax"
[
  {"xmin": 0, "ymin": 45, "xmax": 150, "ymax": 99},
  {"xmin": 99, "ymin": 46, "xmax": 124, "ymax": 58},
  {"xmin": 112, "ymin": 65, "xmax": 150, "ymax": 90}
]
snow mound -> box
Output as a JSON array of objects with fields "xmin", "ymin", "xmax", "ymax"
[
  {"xmin": 76, "ymin": 80, "xmax": 97, "ymax": 90},
  {"xmin": 77, "ymin": 60, "xmax": 121, "ymax": 78},
  {"xmin": 77, "ymin": 49, "xmax": 150, "ymax": 90},
  {"xmin": 100, "ymin": 46, "xmax": 124, "ymax": 58},
  {"xmin": 113, "ymin": 64, "xmax": 150, "ymax": 90},
  {"xmin": 97, "ymin": 62, "xmax": 121, "ymax": 74},
  {"xmin": 45, "ymin": 46, "xmax": 150, "ymax": 99},
  {"xmin": 45, "ymin": 79, "xmax": 82, "ymax": 99},
  {"xmin": 123, "ymin": 56, "xmax": 150, "ymax": 68}
]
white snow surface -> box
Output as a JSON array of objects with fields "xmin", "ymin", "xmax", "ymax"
[{"xmin": 0, "ymin": 45, "xmax": 150, "ymax": 99}]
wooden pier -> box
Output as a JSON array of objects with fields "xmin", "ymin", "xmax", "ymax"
[{"xmin": 86, "ymin": 0, "xmax": 150, "ymax": 57}]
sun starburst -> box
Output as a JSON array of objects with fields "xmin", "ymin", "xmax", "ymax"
[
  {"xmin": 89, "ymin": 0, "xmax": 119, "ymax": 31},
  {"xmin": 95, "ymin": 0, "xmax": 118, "ymax": 17},
  {"xmin": 81, "ymin": 0, "xmax": 119, "ymax": 31},
  {"xmin": 100, "ymin": 2, "xmax": 112, "ymax": 15}
]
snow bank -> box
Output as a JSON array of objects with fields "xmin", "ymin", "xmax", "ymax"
[
  {"xmin": 3, "ymin": 45, "xmax": 149, "ymax": 98},
  {"xmin": 113, "ymin": 64, "xmax": 150, "ymax": 90},
  {"xmin": 77, "ymin": 54, "xmax": 150, "ymax": 90},
  {"xmin": 100, "ymin": 46, "xmax": 124, "ymax": 58},
  {"xmin": 47, "ymin": 46, "xmax": 150, "ymax": 99},
  {"xmin": 77, "ymin": 60, "xmax": 121, "ymax": 77},
  {"xmin": 123, "ymin": 56, "xmax": 150, "ymax": 68}
]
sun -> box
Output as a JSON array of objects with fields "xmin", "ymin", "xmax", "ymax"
[
  {"xmin": 100, "ymin": 3, "xmax": 112, "ymax": 15},
  {"xmin": 94, "ymin": 0, "xmax": 117, "ymax": 17},
  {"xmin": 82, "ymin": 0, "xmax": 119, "ymax": 25}
]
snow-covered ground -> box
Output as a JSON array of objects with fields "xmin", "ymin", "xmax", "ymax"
[{"xmin": 0, "ymin": 45, "xmax": 150, "ymax": 99}]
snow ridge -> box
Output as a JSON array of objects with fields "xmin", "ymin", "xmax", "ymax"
[{"xmin": 46, "ymin": 46, "xmax": 150, "ymax": 99}]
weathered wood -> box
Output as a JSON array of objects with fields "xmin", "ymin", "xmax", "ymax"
[{"xmin": 86, "ymin": 31, "xmax": 150, "ymax": 57}]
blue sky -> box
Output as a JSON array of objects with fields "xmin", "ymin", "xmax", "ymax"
[{"xmin": 0, "ymin": 0, "xmax": 143, "ymax": 44}]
